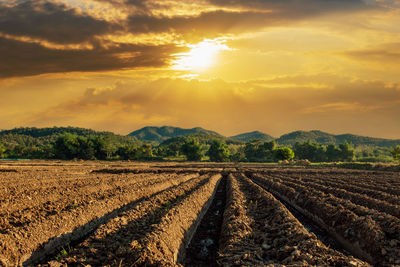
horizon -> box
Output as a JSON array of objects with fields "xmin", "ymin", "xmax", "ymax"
[
  {"xmin": 1, "ymin": 0, "xmax": 400, "ymax": 139},
  {"xmin": 2, "ymin": 124, "xmax": 399, "ymax": 140}
]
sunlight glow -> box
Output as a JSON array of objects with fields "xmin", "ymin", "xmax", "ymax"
[{"xmin": 172, "ymin": 39, "xmax": 230, "ymax": 71}]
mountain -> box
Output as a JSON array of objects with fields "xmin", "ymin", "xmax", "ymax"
[
  {"xmin": 128, "ymin": 126, "xmax": 223, "ymax": 143},
  {"xmin": 230, "ymin": 131, "xmax": 275, "ymax": 142},
  {"xmin": 277, "ymin": 130, "xmax": 400, "ymax": 147}
]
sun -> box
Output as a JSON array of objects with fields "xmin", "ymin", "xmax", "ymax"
[{"xmin": 172, "ymin": 39, "xmax": 229, "ymax": 72}]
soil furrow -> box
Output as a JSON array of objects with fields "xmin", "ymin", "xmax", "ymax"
[
  {"xmin": 0, "ymin": 173, "xmax": 197, "ymax": 266},
  {"xmin": 219, "ymin": 173, "xmax": 368, "ymax": 266},
  {"xmin": 46, "ymin": 173, "xmax": 222, "ymax": 266},
  {"xmin": 0, "ymin": 172, "xmax": 196, "ymax": 218},
  {"xmin": 272, "ymin": 171, "xmax": 400, "ymax": 198},
  {"xmin": 182, "ymin": 173, "xmax": 227, "ymax": 266},
  {"xmin": 272, "ymin": 174, "xmax": 400, "ymax": 218},
  {"xmin": 247, "ymin": 172, "xmax": 400, "ymax": 266}
]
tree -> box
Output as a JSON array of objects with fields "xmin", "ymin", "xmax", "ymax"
[
  {"xmin": 293, "ymin": 141, "xmax": 326, "ymax": 162},
  {"xmin": 53, "ymin": 133, "xmax": 80, "ymax": 159},
  {"xmin": 207, "ymin": 140, "xmax": 230, "ymax": 162},
  {"xmin": 244, "ymin": 141, "xmax": 260, "ymax": 162},
  {"xmin": 244, "ymin": 141, "xmax": 276, "ymax": 162},
  {"xmin": 139, "ymin": 144, "xmax": 154, "ymax": 160},
  {"xmin": 326, "ymin": 144, "xmax": 341, "ymax": 162},
  {"xmin": 92, "ymin": 136, "xmax": 117, "ymax": 160},
  {"xmin": 117, "ymin": 145, "xmax": 139, "ymax": 160},
  {"xmin": 230, "ymin": 146, "xmax": 246, "ymax": 162},
  {"xmin": 273, "ymin": 147, "xmax": 295, "ymax": 161},
  {"xmin": 338, "ymin": 141, "xmax": 355, "ymax": 162},
  {"xmin": 76, "ymin": 136, "xmax": 96, "ymax": 160},
  {"xmin": 181, "ymin": 138, "xmax": 203, "ymax": 161},
  {"xmin": 391, "ymin": 145, "xmax": 400, "ymax": 162},
  {"xmin": 0, "ymin": 142, "xmax": 5, "ymax": 158}
]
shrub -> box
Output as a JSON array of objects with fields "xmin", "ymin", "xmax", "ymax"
[{"xmin": 273, "ymin": 147, "xmax": 295, "ymax": 161}]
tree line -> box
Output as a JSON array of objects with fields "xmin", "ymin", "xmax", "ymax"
[
  {"xmin": 0, "ymin": 132, "xmax": 399, "ymax": 163},
  {"xmin": 0, "ymin": 134, "xmax": 398, "ymax": 163}
]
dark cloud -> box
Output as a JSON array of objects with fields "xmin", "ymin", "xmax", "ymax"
[
  {"xmin": 342, "ymin": 43, "xmax": 400, "ymax": 65},
  {"xmin": 95, "ymin": 0, "xmax": 149, "ymax": 13},
  {"xmin": 0, "ymin": 0, "xmax": 380, "ymax": 78},
  {"xmin": 127, "ymin": 10, "xmax": 294, "ymax": 36},
  {"xmin": 0, "ymin": 0, "xmax": 120, "ymax": 44},
  {"xmin": 208, "ymin": 0, "xmax": 368, "ymax": 11},
  {"xmin": 125, "ymin": 0, "xmax": 372, "ymax": 37},
  {"xmin": 0, "ymin": 36, "xmax": 182, "ymax": 78}
]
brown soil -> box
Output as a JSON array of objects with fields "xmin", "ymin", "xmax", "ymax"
[
  {"xmin": 219, "ymin": 173, "xmax": 368, "ymax": 266},
  {"xmin": 0, "ymin": 165, "xmax": 198, "ymax": 265},
  {"xmin": 1, "ymin": 161, "xmax": 399, "ymax": 266},
  {"xmin": 248, "ymin": 171, "xmax": 400, "ymax": 266},
  {"xmin": 44, "ymin": 174, "xmax": 217, "ymax": 266},
  {"xmin": 183, "ymin": 174, "xmax": 227, "ymax": 266}
]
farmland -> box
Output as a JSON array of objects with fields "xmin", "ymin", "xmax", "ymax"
[{"xmin": 0, "ymin": 161, "xmax": 399, "ymax": 266}]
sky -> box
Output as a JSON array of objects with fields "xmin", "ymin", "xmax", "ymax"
[{"xmin": 0, "ymin": 0, "xmax": 400, "ymax": 138}]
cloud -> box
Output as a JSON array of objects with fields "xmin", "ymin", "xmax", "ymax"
[
  {"xmin": 127, "ymin": 10, "xmax": 283, "ymax": 36},
  {"xmin": 0, "ymin": 0, "xmax": 121, "ymax": 44},
  {"xmin": 301, "ymin": 102, "xmax": 382, "ymax": 114},
  {"xmin": 0, "ymin": 36, "xmax": 183, "ymax": 78},
  {"xmin": 208, "ymin": 0, "xmax": 368, "ymax": 11},
  {"xmin": 342, "ymin": 43, "xmax": 400, "ymax": 65},
  {"xmin": 0, "ymin": 0, "xmax": 391, "ymax": 78},
  {"xmin": 124, "ymin": 0, "xmax": 374, "ymax": 38},
  {"xmin": 22, "ymin": 75, "xmax": 400, "ymax": 138}
]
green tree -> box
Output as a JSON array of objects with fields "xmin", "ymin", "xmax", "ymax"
[
  {"xmin": 391, "ymin": 145, "xmax": 400, "ymax": 162},
  {"xmin": 326, "ymin": 144, "xmax": 341, "ymax": 162},
  {"xmin": 75, "ymin": 136, "xmax": 96, "ymax": 160},
  {"xmin": 244, "ymin": 140, "xmax": 276, "ymax": 162},
  {"xmin": 273, "ymin": 147, "xmax": 295, "ymax": 161},
  {"xmin": 338, "ymin": 141, "xmax": 355, "ymax": 162},
  {"xmin": 207, "ymin": 140, "xmax": 230, "ymax": 162},
  {"xmin": 181, "ymin": 138, "xmax": 203, "ymax": 161},
  {"xmin": 293, "ymin": 141, "xmax": 326, "ymax": 162},
  {"xmin": 53, "ymin": 133, "xmax": 79, "ymax": 159},
  {"xmin": 92, "ymin": 136, "xmax": 117, "ymax": 160},
  {"xmin": 0, "ymin": 142, "xmax": 6, "ymax": 158},
  {"xmin": 230, "ymin": 146, "xmax": 246, "ymax": 162},
  {"xmin": 117, "ymin": 145, "xmax": 139, "ymax": 160},
  {"xmin": 244, "ymin": 141, "xmax": 260, "ymax": 162},
  {"xmin": 139, "ymin": 144, "xmax": 154, "ymax": 160}
]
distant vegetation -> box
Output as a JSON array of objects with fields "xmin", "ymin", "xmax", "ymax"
[
  {"xmin": 229, "ymin": 131, "xmax": 275, "ymax": 142},
  {"xmin": 128, "ymin": 126, "xmax": 222, "ymax": 143},
  {"xmin": 0, "ymin": 126, "xmax": 398, "ymax": 163},
  {"xmin": 277, "ymin": 130, "xmax": 400, "ymax": 147},
  {"xmin": 391, "ymin": 145, "xmax": 400, "ymax": 162}
]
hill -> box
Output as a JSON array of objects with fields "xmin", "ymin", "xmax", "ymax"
[
  {"xmin": 0, "ymin": 127, "xmax": 109, "ymax": 138},
  {"xmin": 128, "ymin": 126, "xmax": 223, "ymax": 143},
  {"xmin": 0, "ymin": 127, "xmax": 140, "ymax": 148},
  {"xmin": 230, "ymin": 131, "xmax": 275, "ymax": 142},
  {"xmin": 277, "ymin": 130, "xmax": 400, "ymax": 147}
]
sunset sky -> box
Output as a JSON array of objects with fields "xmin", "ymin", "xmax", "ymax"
[{"xmin": 1, "ymin": 0, "xmax": 400, "ymax": 138}]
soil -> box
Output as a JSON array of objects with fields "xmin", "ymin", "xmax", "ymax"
[
  {"xmin": 183, "ymin": 174, "xmax": 227, "ymax": 266},
  {"xmin": 0, "ymin": 161, "xmax": 398, "ymax": 266},
  {"xmin": 219, "ymin": 173, "xmax": 368, "ymax": 266},
  {"xmin": 247, "ymin": 171, "xmax": 400, "ymax": 266}
]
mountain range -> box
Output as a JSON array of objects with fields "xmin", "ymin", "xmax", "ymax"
[
  {"xmin": 129, "ymin": 127, "xmax": 400, "ymax": 147},
  {"xmin": 1, "ymin": 126, "xmax": 399, "ymax": 148}
]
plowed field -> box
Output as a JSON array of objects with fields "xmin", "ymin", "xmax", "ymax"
[{"xmin": 0, "ymin": 161, "xmax": 398, "ymax": 266}]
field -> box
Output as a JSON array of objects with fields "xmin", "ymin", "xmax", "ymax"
[{"xmin": 0, "ymin": 161, "xmax": 399, "ymax": 266}]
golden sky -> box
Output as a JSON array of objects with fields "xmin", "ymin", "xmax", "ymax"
[{"xmin": 1, "ymin": 0, "xmax": 400, "ymax": 138}]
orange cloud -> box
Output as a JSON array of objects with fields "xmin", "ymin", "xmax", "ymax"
[{"xmin": 18, "ymin": 75, "xmax": 400, "ymax": 139}]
